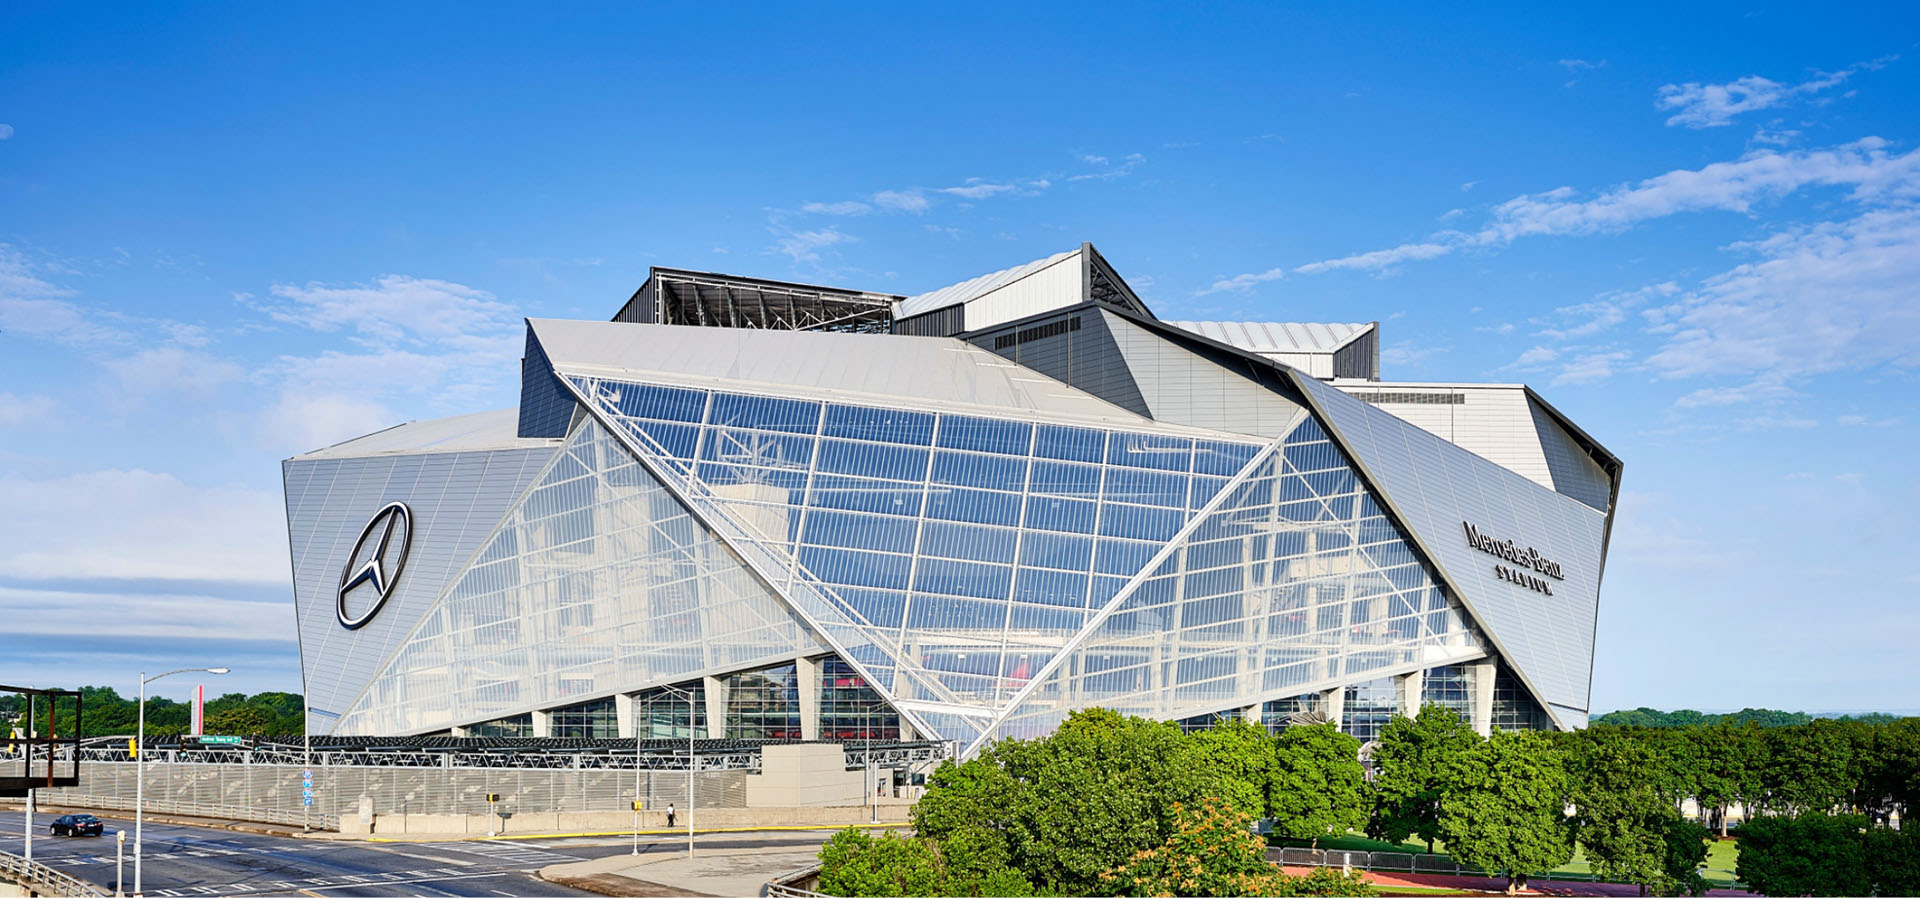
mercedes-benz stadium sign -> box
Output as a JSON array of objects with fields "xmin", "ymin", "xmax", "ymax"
[
  {"xmin": 1462, "ymin": 520, "xmax": 1562, "ymax": 595},
  {"xmin": 337, "ymin": 501, "xmax": 413, "ymax": 630}
]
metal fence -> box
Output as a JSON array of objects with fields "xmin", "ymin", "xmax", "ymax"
[
  {"xmin": 1268, "ymin": 847, "xmax": 1744, "ymax": 889},
  {"xmin": 32, "ymin": 760, "xmax": 753, "ymax": 828},
  {"xmin": 0, "ymin": 847, "xmax": 107, "ymax": 897}
]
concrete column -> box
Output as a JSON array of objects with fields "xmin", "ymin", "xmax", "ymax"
[
  {"xmin": 703, "ymin": 675, "xmax": 729, "ymax": 739},
  {"xmin": 1394, "ymin": 669, "xmax": 1424, "ymax": 717},
  {"xmin": 1241, "ymin": 703, "xmax": 1262, "ymax": 726},
  {"xmin": 615, "ymin": 694, "xmax": 637, "ymax": 739},
  {"xmin": 1469, "ymin": 661, "xmax": 1496, "ymax": 737},
  {"xmin": 530, "ymin": 709, "xmax": 552, "ymax": 738},
  {"xmin": 1319, "ymin": 687, "xmax": 1345, "ymax": 731},
  {"xmin": 450, "ymin": 725, "xmax": 471, "ymax": 738},
  {"xmin": 797, "ymin": 656, "xmax": 822, "ymax": 742}
]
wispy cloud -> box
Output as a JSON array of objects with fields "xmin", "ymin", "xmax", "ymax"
[
  {"xmin": 1558, "ymin": 58, "xmax": 1604, "ymax": 71},
  {"xmin": 0, "ymin": 469, "xmax": 287, "ymax": 583},
  {"xmin": 1657, "ymin": 57, "xmax": 1894, "ymax": 128},
  {"xmin": 939, "ymin": 180, "xmax": 1018, "ymax": 199},
  {"xmin": 872, "ymin": 190, "xmax": 929, "ymax": 213},
  {"xmin": 772, "ymin": 227, "xmax": 857, "ymax": 263},
  {"xmin": 1552, "ymin": 350, "xmax": 1631, "ymax": 386},
  {"xmin": 1196, "ymin": 267, "xmax": 1286, "ymax": 296},
  {"xmin": 1067, "ymin": 153, "xmax": 1145, "ymax": 182},
  {"xmin": 801, "ymin": 200, "xmax": 873, "ymax": 216}
]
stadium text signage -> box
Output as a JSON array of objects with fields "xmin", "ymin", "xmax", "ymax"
[
  {"xmin": 1462, "ymin": 521, "xmax": 1562, "ymax": 595},
  {"xmin": 337, "ymin": 501, "xmax": 413, "ymax": 630}
]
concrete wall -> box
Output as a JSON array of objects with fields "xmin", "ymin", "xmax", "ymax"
[
  {"xmin": 744, "ymin": 744, "xmax": 867, "ymax": 808},
  {"xmin": 341, "ymin": 804, "xmax": 911, "ymax": 836}
]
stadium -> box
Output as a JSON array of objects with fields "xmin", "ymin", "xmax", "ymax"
[{"xmin": 284, "ymin": 243, "xmax": 1619, "ymax": 758}]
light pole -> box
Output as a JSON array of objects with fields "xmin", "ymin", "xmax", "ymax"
[
  {"xmin": 656, "ymin": 684, "xmax": 696, "ymax": 859},
  {"xmin": 136, "ymin": 666, "xmax": 227, "ymax": 896}
]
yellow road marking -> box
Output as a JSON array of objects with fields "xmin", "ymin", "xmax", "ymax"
[{"xmin": 365, "ymin": 821, "xmax": 909, "ymax": 843}]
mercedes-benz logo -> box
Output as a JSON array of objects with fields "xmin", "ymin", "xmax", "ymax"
[{"xmin": 337, "ymin": 501, "xmax": 413, "ymax": 630}]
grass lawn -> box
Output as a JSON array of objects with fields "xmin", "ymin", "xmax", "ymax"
[{"xmin": 1276, "ymin": 831, "xmax": 1744, "ymax": 886}]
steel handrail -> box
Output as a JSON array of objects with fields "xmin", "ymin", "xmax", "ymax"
[{"xmin": 0, "ymin": 847, "xmax": 108, "ymax": 897}]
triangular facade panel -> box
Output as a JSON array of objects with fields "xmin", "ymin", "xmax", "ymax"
[
  {"xmin": 983, "ymin": 414, "xmax": 1492, "ymax": 750},
  {"xmin": 564, "ymin": 372, "xmax": 1274, "ymax": 745},
  {"xmin": 333, "ymin": 417, "xmax": 827, "ymax": 735},
  {"xmin": 1291, "ymin": 373, "xmax": 1606, "ymax": 726}
]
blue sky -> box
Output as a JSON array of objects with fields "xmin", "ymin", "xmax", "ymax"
[{"xmin": 2, "ymin": 3, "xmax": 1915, "ymax": 711}]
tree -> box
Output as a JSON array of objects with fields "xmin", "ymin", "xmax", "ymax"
[
  {"xmin": 1569, "ymin": 727, "xmax": 1682, "ymax": 895},
  {"xmin": 1656, "ymin": 818, "xmax": 1710, "ymax": 897},
  {"xmin": 1189, "ymin": 717, "xmax": 1275, "ymax": 819},
  {"xmin": 1733, "ymin": 813, "xmax": 1871, "ymax": 897},
  {"xmin": 1367, "ymin": 705, "xmax": 1479, "ymax": 852},
  {"xmin": 999, "ymin": 709, "xmax": 1221, "ymax": 894},
  {"xmin": 1436, "ymin": 730, "xmax": 1575, "ymax": 894},
  {"xmin": 1101, "ymin": 799, "xmax": 1295, "ymax": 897},
  {"xmin": 1267, "ymin": 723, "xmax": 1367, "ymax": 848},
  {"xmin": 1761, "ymin": 720, "xmax": 1854, "ymax": 814},
  {"xmin": 1865, "ymin": 825, "xmax": 1920, "ymax": 898},
  {"xmin": 817, "ymin": 828, "xmax": 945, "ymax": 897},
  {"xmin": 206, "ymin": 704, "xmax": 277, "ymax": 736}
]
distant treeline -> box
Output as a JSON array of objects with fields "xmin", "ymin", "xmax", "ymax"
[
  {"xmin": 1591, "ymin": 707, "xmax": 1906, "ymax": 728},
  {"xmin": 0, "ymin": 686, "xmax": 304, "ymax": 738}
]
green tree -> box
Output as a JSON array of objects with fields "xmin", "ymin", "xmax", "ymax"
[
  {"xmin": 1733, "ymin": 813, "xmax": 1871, "ymax": 897},
  {"xmin": 1436, "ymin": 730, "xmax": 1575, "ymax": 894},
  {"xmin": 1656, "ymin": 818, "xmax": 1710, "ymax": 897},
  {"xmin": 1367, "ymin": 705, "xmax": 1479, "ymax": 852},
  {"xmin": 911, "ymin": 752, "xmax": 1024, "ymax": 871},
  {"xmin": 1189, "ymin": 717, "xmax": 1275, "ymax": 819},
  {"xmin": 1267, "ymin": 723, "xmax": 1366, "ymax": 848},
  {"xmin": 1100, "ymin": 799, "xmax": 1297, "ymax": 897},
  {"xmin": 998, "ymin": 709, "xmax": 1220, "ymax": 893},
  {"xmin": 1761, "ymin": 720, "xmax": 1853, "ymax": 814},
  {"xmin": 816, "ymin": 828, "xmax": 945, "ymax": 897},
  {"xmin": 205, "ymin": 704, "xmax": 277, "ymax": 736},
  {"xmin": 938, "ymin": 825, "xmax": 1035, "ymax": 897},
  {"xmin": 1569, "ymin": 727, "xmax": 1687, "ymax": 894},
  {"xmin": 1865, "ymin": 825, "xmax": 1920, "ymax": 898}
]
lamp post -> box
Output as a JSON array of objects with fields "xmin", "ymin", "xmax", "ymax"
[
  {"xmin": 136, "ymin": 667, "xmax": 227, "ymax": 896},
  {"xmin": 655, "ymin": 684, "xmax": 696, "ymax": 859}
]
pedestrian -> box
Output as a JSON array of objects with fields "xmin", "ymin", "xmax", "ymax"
[{"xmin": 667, "ymin": 802, "xmax": 675, "ymax": 828}]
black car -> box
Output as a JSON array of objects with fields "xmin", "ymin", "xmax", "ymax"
[{"xmin": 51, "ymin": 814, "xmax": 104, "ymax": 837}]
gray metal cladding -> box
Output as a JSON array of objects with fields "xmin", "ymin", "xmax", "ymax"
[
  {"xmin": 894, "ymin": 304, "xmax": 966, "ymax": 337},
  {"xmin": 517, "ymin": 328, "xmax": 576, "ymax": 438},
  {"xmin": 967, "ymin": 307, "xmax": 1152, "ymax": 417},
  {"xmin": 1528, "ymin": 399, "xmax": 1613, "ymax": 512},
  {"xmin": 1294, "ymin": 373, "xmax": 1606, "ymax": 727},
  {"xmin": 284, "ymin": 446, "xmax": 556, "ymax": 733},
  {"xmin": 1100, "ymin": 311, "xmax": 1306, "ymax": 439}
]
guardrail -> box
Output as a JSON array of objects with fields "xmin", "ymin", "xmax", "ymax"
[
  {"xmin": 1267, "ymin": 846, "xmax": 1744, "ymax": 889},
  {"xmin": 762, "ymin": 864, "xmax": 824, "ymax": 897},
  {"xmin": 0, "ymin": 848, "xmax": 107, "ymax": 897}
]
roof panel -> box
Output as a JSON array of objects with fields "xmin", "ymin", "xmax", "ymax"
[
  {"xmin": 292, "ymin": 409, "xmax": 561, "ymax": 460},
  {"xmin": 1166, "ymin": 320, "xmax": 1375, "ymax": 354},
  {"xmin": 896, "ymin": 249, "xmax": 1079, "ymax": 319},
  {"xmin": 528, "ymin": 318, "xmax": 1229, "ymax": 434}
]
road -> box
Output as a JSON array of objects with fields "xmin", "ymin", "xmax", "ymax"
[{"xmin": 4, "ymin": 814, "xmax": 837, "ymax": 897}]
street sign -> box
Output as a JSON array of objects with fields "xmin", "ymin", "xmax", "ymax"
[
  {"xmin": 303, "ymin": 796, "xmax": 314, "ymax": 806},
  {"xmin": 199, "ymin": 735, "xmax": 244, "ymax": 745}
]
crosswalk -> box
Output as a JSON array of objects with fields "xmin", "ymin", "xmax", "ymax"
[
  {"xmin": 144, "ymin": 868, "xmax": 513, "ymax": 896},
  {"xmin": 430, "ymin": 840, "xmax": 576, "ymax": 867}
]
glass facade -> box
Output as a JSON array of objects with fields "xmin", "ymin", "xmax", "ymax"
[
  {"xmin": 334, "ymin": 418, "xmax": 825, "ymax": 735},
  {"xmin": 635, "ymin": 681, "xmax": 705, "ymax": 740},
  {"xmin": 726, "ymin": 664, "xmax": 803, "ymax": 740},
  {"xmin": 820, "ymin": 657, "xmax": 898, "ymax": 741},
  {"xmin": 551, "ymin": 696, "xmax": 618, "ymax": 738},
  {"xmin": 471, "ymin": 713, "xmax": 532, "ymax": 737},
  {"xmin": 1491, "ymin": 662, "xmax": 1555, "ymax": 732},
  {"xmin": 1419, "ymin": 664, "xmax": 1474, "ymax": 721},
  {"xmin": 1342, "ymin": 678, "xmax": 1398, "ymax": 744}
]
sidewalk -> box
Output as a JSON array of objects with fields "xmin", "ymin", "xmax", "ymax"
[{"xmin": 539, "ymin": 845, "xmax": 823, "ymax": 897}]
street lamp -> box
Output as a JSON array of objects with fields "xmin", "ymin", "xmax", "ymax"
[{"xmin": 136, "ymin": 667, "xmax": 228, "ymax": 896}]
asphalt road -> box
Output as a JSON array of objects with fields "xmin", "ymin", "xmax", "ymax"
[{"xmin": 4, "ymin": 814, "xmax": 836, "ymax": 897}]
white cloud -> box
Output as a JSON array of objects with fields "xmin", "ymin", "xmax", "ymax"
[
  {"xmin": 1656, "ymin": 63, "xmax": 1871, "ymax": 128},
  {"xmin": 0, "ymin": 469, "xmax": 287, "ymax": 583},
  {"xmin": 0, "ymin": 124, "xmax": 12, "ymax": 140},
  {"xmin": 772, "ymin": 228, "xmax": 856, "ymax": 263},
  {"xmin": 1514, "ymin": 346, "xmax": 1559, "ymax": 365},
  {"xmin": 1672, "ymin": 377, "xmax": 1795, "ymax": 408},
  {"xmin": 104, "ymin": 345, "xmax": 246, "ymax": 396},
  {"xmin": 1067, "ymin": 153, "xmax": 1145, "ymax": 182},
  {"xmin": 258, "ymin": 390, "xmax": 396, "ymax": 454},
  {"xmin": 801, "ymin": 201, "xmax": 872, "ymax": 216},
  {"xmin": 1558, "ymin": 59, "xmax": 1603, "ymax": 71},
  {"xmin": 267, "ymin": 275, "xmax": 516, "ymax": 352},
  {"xmin": 0, "ymin": 392, "xmax": 55, "ymax": 427},
  {"xmin": 1196, "ymin": 267, "xmax": 1286, "ymax": 296},
  {"xmin": 0, "ymin": 586, "xmax": 291, "ymax": 642},
  {"xmin": 1537, "ymin": 282, "xmax": 1679, "ymax": 341},
  {"xmin": 1294, "ymin": 240, "xmax": 1456, "ymax": 274},
  {"xmin": 939, "ymin": 180, "xmax": 1017, "ymax": 199},
  {"xmin": 1551, "ymin": 350, "xmax": 1630, "ymax": 385},
  {"xmin": 871, "ymin": 190, "xmax": 929, "ymax": 213},
  {"xmin": 1278, "ymin": 138, "xmax": 1920, "ymax": 277}
]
